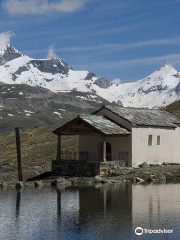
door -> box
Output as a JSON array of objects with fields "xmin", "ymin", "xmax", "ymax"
[
  {"xmin": 106, "ymin": 141, "xmax": 112, "ymax": 161},
  {"xmin": 97, "ymin": 141, "xmax": 112, "ymax": 161}
]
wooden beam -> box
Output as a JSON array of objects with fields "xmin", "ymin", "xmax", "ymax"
[
  {"xmin": 56, "ymin": 135, "xmax": 61, "ymax": 161},
  {"xmin": 102, "ymin": 137, "xmax": 106, "ymax": 162},
  {"xmin": 15, "ymin": 127, "xmax": 23, "ymax": 182}
]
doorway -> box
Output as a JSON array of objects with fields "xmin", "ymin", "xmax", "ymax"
[{"xmin": 97, "ymin": 141, "xmax": 112, "ymax": 161}]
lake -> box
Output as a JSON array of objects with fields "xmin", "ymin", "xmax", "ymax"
[{"xmin": 0, "ymin": 183, "xmax": 180, "ymax": 240}]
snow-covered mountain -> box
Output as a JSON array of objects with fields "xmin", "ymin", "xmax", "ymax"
[
  {"xmin": 1, "ymin": 44, "xmax": 180, "ymax": 108},
  {"xmin": 0, "ymin": 44, "xmax": 110, "ymax": 92},
  {"xmin": 101, "ymin": 64, "xmax": 180, "ymax": 108}
]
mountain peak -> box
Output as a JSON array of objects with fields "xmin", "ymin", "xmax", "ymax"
[
  {"xmin": 0, "ymin": 44, "xmax": 22, "ymax": 65},
  {"xmin": 159, "ymin": 64, "xmax": 177, "ymax": 72}
]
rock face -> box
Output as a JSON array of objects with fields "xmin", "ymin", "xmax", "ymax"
[
  {"xmin": 175, "ymin": 82, "xmax": 180, "ymax": 94},
  {"xmin": 0, "ymin": 44, "xmax": 22, "ymax": 65},
  {"xmin": 30, "ymin": 58, "xmax": 71, "ymax": 75},
  {"xmin": 94, "ymin": 77, "xmax": 110, "ymax": 88}
]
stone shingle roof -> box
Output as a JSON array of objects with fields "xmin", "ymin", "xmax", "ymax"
[
  {"xmin": 79, "ymin": 115, "xmax": 130, "ymax": 135},
  {"xmin": 104, "ymin": 105, "xmax": 180, "ymax": 128}
]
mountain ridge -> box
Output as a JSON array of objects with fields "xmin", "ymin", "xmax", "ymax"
[{"xmin": 0, "ymin": 44, "xmax": 180, "ymax": 108}]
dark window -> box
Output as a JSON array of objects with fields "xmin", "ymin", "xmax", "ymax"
[
  {"xmin": 157, "ymin": 136, "xmax": 160, "ymax": 145},
  {"xmin": 148, "ymin": 135, "xmax": 153, "ymax": 146}
]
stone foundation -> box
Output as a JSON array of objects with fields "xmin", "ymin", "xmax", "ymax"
[{"xmin": 52, "ymin": 159, "xmax": 125, "ymax": 177}]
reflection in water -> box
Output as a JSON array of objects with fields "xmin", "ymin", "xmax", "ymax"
[
  {"xmin": 16, "ymin": 190, "xmax": 21, "ymax": 218},
  {"xmin": 57, "ymin": 189, "xmax": 61, "ymax": 217},
  {"xmin": 0, "ymin": 184, "xmax": 180, "ymax": 240}
]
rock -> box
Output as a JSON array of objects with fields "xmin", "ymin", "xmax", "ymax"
[
  {"xmin": 84, "ymin": 180, "xmax": 94, "ymax": 185},
  {"xmin": 165, "ymin": 172, "xmax": 173, "ymax": 176},
  {"xmin": 0, "ymin": 182, "xmax": 8, "ymax": 188},
  {"xmin": 34, "ymin": 180, "xmax": 44, "ymax": 187},
  {"xmin": 24, "ymin": 181, "xmax": 35, "ymax": 188},
  {"xmin": 51, "ymin": 177, "xmax": 69, "ymax": 186},
  {"xmin": 133, "ymin": 177, "xmax": 145, "ymax": 184},
  {"xmin": 16, "ymin": 182, "xmax": 24, "ymax": 189},
  {"xmin": 149, "ymin": 163, "xmax": 160, "ymax": 167},
  {"xmin": 108, "ymin": 179, "xmax": 122, "ymax": 184},
  {"xmin": 139, "ymin": 162, "xmax": 150, "ymax": 169},
  {"xmin": 94, "ymin": 176, "xmax": 104, "ymax": 183},
  {"xmin": 100, "ymin": 171, "xmax": 105, "ymax": 176},
  {"xmin": 152, "ymin": 174, "xmax": 166, "ymax": 182}
]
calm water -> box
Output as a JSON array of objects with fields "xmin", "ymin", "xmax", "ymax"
[{"xmin": 0, "ymin": 183, "xmax": 180, "ymax": 240}]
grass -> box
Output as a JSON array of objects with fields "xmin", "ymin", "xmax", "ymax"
[
  {"xmin": 0, "ymin": 124, "xmax": 78, "ymax": 181},
  {"xmin": 166, "ymin": 100, "xmax": 180, "ymax": 119}
]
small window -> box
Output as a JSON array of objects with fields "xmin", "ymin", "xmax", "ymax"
[
  {"xmin": 157, "ymin": 136, "xmax": 160, "ymax": 145},
  {"xmin": 148, "ymin": 135, "xmax": 152, "ymax": 146}
]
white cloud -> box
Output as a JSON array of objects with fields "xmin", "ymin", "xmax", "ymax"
[
  {"xmin": 2, "ymin": 0, "xmax": 88, "ymax": 16},
  {"xmin": 0, "ymin": 31, "xmax": 14, "ymax": 48},
  {"xmin": 24, "ymin": 37, "xmax": 180, "ymax": 56},
  {"xmin": 74, "ymin": 52, "xmax": 180, "ymax": 70},
  {"xmin": 47, "ymin": 44, "xmax": 58, "ymax": 58}
]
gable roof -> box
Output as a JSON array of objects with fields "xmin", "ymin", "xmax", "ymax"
[
  {"xmin": 53, "ymin": 115, "xmax": 130, "ymax": 136},
  {"xmin": 96, "ymin": 105, "xmax": 180, "ymax": 128}
]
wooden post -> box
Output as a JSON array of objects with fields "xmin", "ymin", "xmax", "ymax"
[
  {"xmin": 102, "ymin": 136, "xmax": 106, "ymax": 162},
  {"xmin": 56, "ymin": 135, "xmax": 62, "ymax": 161},
  {"xmin": 15, "ymin": 127, "xmax": 23, "ymax": 182}
]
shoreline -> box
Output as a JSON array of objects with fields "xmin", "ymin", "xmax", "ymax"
[{"xmin": 1, "ymin": 164, "xmax": 180, "ymax": 189}]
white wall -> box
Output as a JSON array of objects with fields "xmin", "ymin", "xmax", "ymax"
[
  {"xmin": 95, "ymin": 108, "xmax": 180, "ymax": 166},
  {"xmin": 132, "ymin": 126, "xmax": 180, "ymax": 166}
]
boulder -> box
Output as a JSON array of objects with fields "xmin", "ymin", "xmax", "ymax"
[
  {"xmin": 133, "ymin": 177, "xmax": 145, "ymax": 184},
  {"xmin": 24, "ymin": 181, "xmax": 35, "ymax": 188},
  {"xmin": 34, "ymin": 180, "xmax": 44, "ymax": 187},
  {"xmin": 94, "ymin": 176, "xmax": 104, "ymax": 183},
  {"xmin": 139, "ymin": 162, "xmax": 150, "ymax": 169},
  {"xmin": 51, "ymin": 177, "xmax": 69, "ymax": 186},
  {"xmin": 152, "ymin": 174, "xmax": 166, "ymax": 182}
]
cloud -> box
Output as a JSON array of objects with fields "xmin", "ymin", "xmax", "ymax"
[
  {"xmin": 2, "ymin": 0, "xmax": 88, "ymax": 16},
  {"xmin": 74, "ymin": 52, "xmax": 180, "ymax": 70},
  {"xmin": 0, "ymin": 31, "xmax": 14, "ymax": 48},
  {"xmin": 47, "ymin": 44, "xmax": 58, "ymax": 58},
  {"xmin": 24, "ymin": 36, "xmax": 180, "ymax": 56}
]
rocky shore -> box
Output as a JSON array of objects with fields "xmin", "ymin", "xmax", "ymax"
[{"xmin": 1, "ymin": 162, "xmax": 180, "ymax": 190}]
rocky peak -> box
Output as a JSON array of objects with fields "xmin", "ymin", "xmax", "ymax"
[
  {"xmin": 29, "ymin": 57, "xmax": 71, "ymax": 75},
  {"xmin": 0, "ymin": 44, "xmax": 22, "ymax": 65},
  {"xmin": 94, "ymin": 77, "xmax": 110, "ymax": 88}
]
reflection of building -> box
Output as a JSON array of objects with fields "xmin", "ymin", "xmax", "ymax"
[
  {"xmin": 132, "ymin": 184, "xmax": 180, "ymax": 230},
  {"xmin": 1, "ymin": 184, "xmax": 180, "ymax": 239},
  {"xmin": 53, "ymin": 105, "xmax": 180, "ymax": 176},
  {"xmin": 56, "ymin": 184, "xmax": 133, "ymax": 239},
  {"xmin": 57, "ymin": 187, "xmax": 80, "ymax": 223},
  {"xmin": 78, "ymin": 184, "xmax": 132, "ymax": 239}
]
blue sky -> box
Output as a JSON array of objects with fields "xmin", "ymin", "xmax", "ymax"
[{"xmin": 0, "ymin": 0, "xmax": 180, "ymax": 82}]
